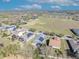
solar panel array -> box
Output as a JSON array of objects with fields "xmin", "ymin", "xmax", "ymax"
[
  {"xmin": 34, "ymin": 33, "xmax": 45, "ymax": 47},
  {"xmin": 27, "ymin": 32, "xmax": 33, "ymax": 38},
  {"xmin": 20, "ymin": 32, "xmax": 34, "ymax": 41}
]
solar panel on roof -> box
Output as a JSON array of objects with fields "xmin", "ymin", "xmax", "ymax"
[
  {"xmin": 34, "ymin": 37, "xmax": 44, "ymax": 45},
  {"xmin": 39, "ymin": 37, "xmax": 44, "ymax": 42},
  {"xmin": 34, "ymin": 33, "xmax": 45, "ymax": 47},
  {"xmin": 27, "ymin": 32, "xmax": 33, "ymax": 38}
]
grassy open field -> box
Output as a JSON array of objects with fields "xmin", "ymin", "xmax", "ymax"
[{"xmin": 20, "ymin": 16, "xmax": 79, "ymax": 35}]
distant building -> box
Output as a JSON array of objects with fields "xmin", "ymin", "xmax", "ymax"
[{"xmin": 32, "ymin": 14, "xmax": 38, "ymax": 19}]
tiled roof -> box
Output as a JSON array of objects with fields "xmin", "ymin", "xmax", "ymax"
[{"xmin": 49, "ymin": 36, "xmax": 61, "ymax": 49}]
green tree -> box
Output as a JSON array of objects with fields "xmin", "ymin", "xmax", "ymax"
[
  {"xmin": 29, "ymin": 28, "xmax": 36, "ymax": 32},
  {"xmin": 0, "ymin": 43, "xmax": 20, "ymax": 57},
  {"xmin": 33, "ymin": 48, "xmax": 41, "ymax": 59},
  {"xmin": 2, "ymin": 32, "xmax": 8, "ymax": 37}
]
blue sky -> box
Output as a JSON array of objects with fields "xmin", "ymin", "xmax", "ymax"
[{"xmin": 0, "ymin": 0, "xmax": 79, "ymax": 11}]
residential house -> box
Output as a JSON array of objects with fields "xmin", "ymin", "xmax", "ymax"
[
  {"xmin": 12, "ymin": 28, "xmax": 27, "ymax": 41},
  {"xmin": 0, "ymin": 25, "xmax": 16, "ymax": 31},
  {"xmin": 65, "ymin": 37, "xmax": 79, "ymax": 58},
  {"xmin": 32, "ymin": 33, "xmax": 46, "ymax": 47},
  {"xmin": 5, "ymin": 25, "xmax": 16, "ymax": 31},
  {"xmin": 20, "ymin": 31, "xmax": 34, "ymax": 42},
  {"xmin": 48, "ymin": 36, "xmax": 61, "ymax": 49},
  {"xmin": 12, "ymin": 28, "xmax": 27, "ymax": 36},
  {"xmin": 12, "ymin": 29, "xmax": 35, "ymax": 42},
  {"xmin": 66, "ymin": 39, "xmax": 78, "ymax": 53}
]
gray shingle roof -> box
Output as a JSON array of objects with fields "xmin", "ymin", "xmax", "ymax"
[
  {"xmin": 66, "ymin": 39, "xmax": 79, "ymax": 53},
  {"xmin": 71, "ymin": 29, "xmax": 79, "ymax": 36}
]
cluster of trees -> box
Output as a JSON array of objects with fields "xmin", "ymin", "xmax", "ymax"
[
  {"xmin": 28, "ymin": 28, "xmax": 36, "ymax": 32},
  {"xmin": 0, "ymin": 30, "xmax": 21, "ymax": 59},
  {"xmin": 0, "ymin": 43, "xmax": 20, "ymax": 59},
  {"xmin": 43, "ymin": 31, "xmax": 64, "ymax": 37},
  {"xmin": 20, "ymin": 42, "xmax": 42, "ymax": 59}
]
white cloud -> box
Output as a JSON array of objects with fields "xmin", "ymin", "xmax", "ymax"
[
  {"xmin": 13, "ymin": 4, "xmax": 42, "ymax": 11},
  {"xmin": 21, "ymin": 4, "xmax": 42, "ymax": 9},
  {"xmin": 51, "ymin": 6, "xmax": 61, "ymax": 9},
  {"xmin": 13, "ymin": 8, "xmax": 22, "ymax": 11},
  {"xmin": 72, "ymin": 3, "xmax": 79, "ymax": 6},
  {"xmin": 32, "ymin": 4, "xmax": 42, "ymax": 9},
  {"xmin": 27, "ymin": 0, "xmax": 79, "ymax": 6},
  {"xmin": 51, "ymin": 6, "xmax": 61, "ymax": 10},
  {"xmin": 3, "ymin": 0, "xmax": 11, "ymax": 3}
]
